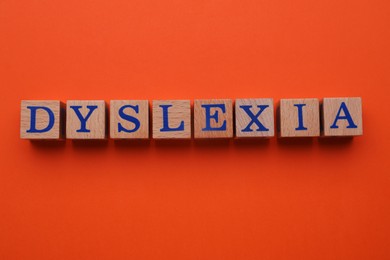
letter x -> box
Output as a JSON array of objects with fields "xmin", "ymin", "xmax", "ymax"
[{"xmin": 240, "ymin": 105, "xmax": 269, "ymax": 132}]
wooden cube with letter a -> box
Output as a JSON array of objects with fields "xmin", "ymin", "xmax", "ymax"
[
  {"xmin": 235, "ymin": 98, "xmax": 274, "ymax": 138},
  {"xmin": 322, "ymin": 97, "xmax": 363, "ymax": 136},
  {"xmin": 110, "ymin": 100, "xmax": 149, "ymax": 139},
  {"xmin": 280, "ymin": 98, "xmax": 320, "ymax": 137},
  {"xmin": 152, "ymin": 100, "xmax": 191, "ymax": 139},
  {"xmin": 20, "ymin": 100, "xmax": 63, "ymax": 139},
  {"xmin": 66, "ymin": 100, "xmax": 106, "ymax": 139},
  {"xmin": 194, "ymin": 99, "xmax": 233, "ymax": 138}
]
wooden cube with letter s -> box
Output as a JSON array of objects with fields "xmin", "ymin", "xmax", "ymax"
[{"xmin": 110, "ymin": 100, "xmax": 149, "ymax": 139}]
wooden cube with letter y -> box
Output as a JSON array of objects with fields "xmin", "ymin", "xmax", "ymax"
[
  {"xmin": 110, "ymin": 100, "xmax": 149, "ymax": 139},
  {"xmin": 152, "ymin": 100, "xmax": 191, "ymax": 139},
  {"xmin": 322, "ymin": 97, "xmax": 363, "ymax": 136},
  {"xmin": 280, "ymin": 98, "xmax": 320, "ymax": 137},
  {"xmin": 235, "ymin": 98, "xmax": 274, "ymax": 138},
  {"xmin": 20, "ymin": 100, "xmax": 63, "ymax": 139},
  {"xmin": 66, "ymin": 100, "xmax": 106, "ymax": 139},
  {"xmin": 194, "ymin": 99, "xmax": 233, "ymax": 138}
]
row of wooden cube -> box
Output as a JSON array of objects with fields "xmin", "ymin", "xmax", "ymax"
[{"xmin": 20, "ymin": 98, "xmax": 363, "ymax": 140}]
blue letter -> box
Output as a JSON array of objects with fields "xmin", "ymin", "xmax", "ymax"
[
  {"xmin": 160, "ymin": 105, "xmax": 184, "ymax": 132},
  {"xmin": 202, "ymin": 104, "xmax": 226, "ymax": 131},
  {"xmin": 26, "ymin": 106, "xmax": 55, "ymax": 133},
  {"xmin": 330, "ymin": 102, "xmax": 358, "ymax": 129},
  {"xmin": 70, "ymin": 105, "xmax": 98, "ymax": 133},
  {"xmin": 118, "ymin": 105, "xmax": 141, "ymax": 133},
  {"xmin": 294, "ymin": 104, "xmax": 308, "ymax": 131},
  {"xmin": 240, "ymin": 105, "xmax": 269, "ymax": 132}
]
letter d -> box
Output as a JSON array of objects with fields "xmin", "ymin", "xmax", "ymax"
[{"xmin": 26, "ymin": 106, "xmax": 55, "ymax": 133}]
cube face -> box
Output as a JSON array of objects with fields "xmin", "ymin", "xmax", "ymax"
[
  {"xmin": 280, "ymin": 98, "xmax": 320, "ymax": 137},
  {"xmin": 66, "ymin": 100, "xmax": 106, "ymax": 139},
  {"xmin": 235, "ymin": 98, "xmax": 274, "ymax": 138},
  {"xmin": 20, "ymin": 100, "xmax": 62, "ymax": 139},
  {"xmin": 152, "ymin": 100, "xmax": 191, "ymax": 139},
  {"xmin": 194, "ymin": 99, "xmax": 233, "ymax": 138},
  {"xmin": 110, "ymin": 100, "xmax": 149, "ymax": 139},
  {"xmin": 322, "ymin": 97, "xmax": 363, "ymax": 136}
]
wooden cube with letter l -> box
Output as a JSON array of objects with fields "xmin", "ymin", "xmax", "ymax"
[
  {"xmin": 66, "ymin": 100, "xmax": 106, "ymax": 139},
  {"xmin": 20, "ymin": 100, "xmax": 63, "ymax": 139},
  {"xmin": 235, "ymin": 98, "xmax": 274, "ymax": 138},
  {"xmin": 110, "ymin": 100, "xmax": 149, "ymax": 139},
  {"xmin": 322, "ymin": 97, "xmax": 363, "ymax": 136},
  {"xmin": 280, "ymin": 98, "xmax": 320, "ymax": 137},
  {"xmin": 194, "ymin": 99, "xmax": 233, "ymax": 138},
  {"xmin": 152, "ymin": 100, "xmax": 191, "ymax": 139}
]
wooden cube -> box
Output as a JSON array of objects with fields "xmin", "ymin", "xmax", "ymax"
[
  {"xmin": 20, "ymin": 100, "xmax": 63, "ymax": 139},
  {"xmin": 235, "ymin": 98, "xmax": 274, "ymax": 138},
  {"xmin": 110, "ymin": 100, "xmax": 149, "ymax": 139},
  {"xmin": 152, "ymin": 100, "xmax": 191, "ymax": 139},
  {"xmin": 66, "ymin": 100, "xmax": 106, "ymax": 139},
  {"xmin": 280, "ymin": 98, "xmax": 320, "ymax": 137},
  {"xmin": 322, "ymin": 97, "xmax": 363, "ymax": 136},
  {"xmin": 194, "ymin": 99, "xmax": 233, "ymax": 138}
]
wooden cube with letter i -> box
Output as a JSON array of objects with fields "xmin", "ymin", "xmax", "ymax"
[
  {"xmin": 66, "ymin": 100, "xmax": 106, "ymax": 139},
  {"xmin": 280, "ymin": 98, "xmax": 320, "ymax": 137}
]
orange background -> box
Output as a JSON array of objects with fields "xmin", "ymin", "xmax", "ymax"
[{"xmin": 1, "ymin": 0, "xmax": 390, "ymax": 259}]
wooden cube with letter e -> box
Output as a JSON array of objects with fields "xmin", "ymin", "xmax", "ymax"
[{"xmin": 194, "ymin": 99, "xmax": 233, "ymax": 138}]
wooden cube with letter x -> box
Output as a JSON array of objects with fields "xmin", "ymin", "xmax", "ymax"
[
  {"xmin": 280, "ymin": 98, "xmax": 320, "ymax": 137},
  {"xmin": 152, "ymin": 100, "xmax": 191, "ymax": 139},
  {"xmin": 194, "ymin": 99, "xmax": 233, "ymax": 138},
  {"xmin": 322, "ymin": 97, "xmax": 363, "ymax": 136},
  {"xmin": 66, "ymin": 100, "xmax": 106, "ymax": 139},
  {"xmin": 235, "ymin": 98, "xmax": 274, "ymax": 138},
  {"xmin": 110, "ymin": 100, "xmax": 149, "ymax": 139},
  {"xmin": 20, "ymin": 100, "xmax": 63, "ymax": 139}
]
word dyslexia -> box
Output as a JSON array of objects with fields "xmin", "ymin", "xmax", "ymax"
[{"xmin": 20, "ymin": 98, "xmax": 363, "ymax": 140}]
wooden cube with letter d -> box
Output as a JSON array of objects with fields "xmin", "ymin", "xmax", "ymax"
[{"xmin": 20, "ymin": 100, "xmax": 63, "ymax": 140}]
